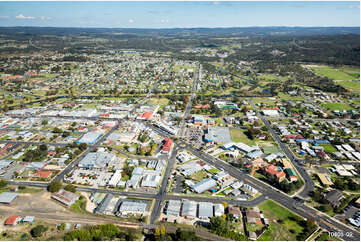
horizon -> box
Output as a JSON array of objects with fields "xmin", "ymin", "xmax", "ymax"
[{"xmin": 0, "ymin": 1, "xmax": 360, "ymax": 28}]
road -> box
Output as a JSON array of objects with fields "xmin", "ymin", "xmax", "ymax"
[
  {"xmin": 249, "ymin": 100, "xmax": 315, "ymax": 198},
  {"xmin": 178, "ymin": 63, "xmax": 199, "ymax": 137}
]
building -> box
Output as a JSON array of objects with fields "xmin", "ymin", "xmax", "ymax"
[
  {"xmin": 22, "ymin": 216, "xmax": 35, "ymax": 224},
  {"xmin": 214, "ymin": 203, "xmax": 225, "ymax": 217},
  {"xmin": 4, "ymin": 216, "xmax": 20, "ymax": 226},
  {"xmin": 204, "ymin": 126, "xmax": 232, "ymax": 144},
  {"xmin": 166, "ymin": 200, "xmax": 181, "ymax": 217},
  {"xmin": 324, "ymin": 190, "xmax": 343, "ymax": 207},
  {"xmin": 117, "ymin": 200, "xmax": 147, "ymax": 216},
  {"xmin": 161, "ymin": 138, "xmax": 172, "ymax": 154},
  {"xmin": 284, "ymin": 168, "xmax": 298, "ymax": 182},
  {"xmin": 77, "ymin": 131, "xmax": 103, "ymax": 144},
  {"xmin": 51, "ymin": 189, "xmax": 79, "ymax": 206},
  {"xmin": 141, "ymin": 174, "xmax": 161, "ymax": 188},
  {"xmin": 95, "ymin": 194, "xmax": 113, "ymax": 214},
  {"xmin": 246, "ymin": 207, "xmax": 263, "ymax": 225},
  {"xmin": 108, "ymin": 170, "xmax": 122, "ymax": 187},
  {"xmin": 78, "ymin": 152, "xmax": 116, "ymax": 169},
  {"xmin": 262, "ymin": 110, "xmax": 279, "ymax": 117},
  {"xmin": 316, "ymin": 173, "xmax": 333, "ymax": 186},
  {"xmin": 181, "ymin": 200, "xmax": 197, "ymax": 218},
  {"xmin": 33, "ymin": 170, "xmax": 53, "ymax": 179},
  {"xmin": 198, "ymin": 202, "xmax": 213, "ymax": 219},
  {"xmin": 192, "ymin": 178, "xmax": 217, "ymax": 194},
  {"xmin": 228, "ymin": 206, "xmax": 241, "ymax": 219},
  {"xmin": 264, "ymin": 164, "xmax": 286, "ymax": 182},
  {"xmin": 0, "ymin": 192, "xmax": 18, "ymax": 204}
]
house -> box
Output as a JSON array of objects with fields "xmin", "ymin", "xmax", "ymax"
[
  {"xmin": 161, "ymin": 138, "xmax": 172, "ymax": 154},
  {"xmin": 4, "ymin": 216, "xmax": 21, "ymax": 226},
  {"xmin": 228, "ymin": 205, "xmax": 241, "ymax": 219},
  {"xmin": 33, "ymin": 170, "xmax": 53, "ymax": 179},
  {"xmin": 22, "ymin": 216, "xmax": 35, "ymax": 224},
  {"xmin": 264, "ymin": 164, "xmax": 286, "ymax": 182},
  {"xmin": 316, "ymin": 173, "xmax": 333, "ymax": 186},
  {"xmin": 324, "ymin": 190, "xmax": 343, "ymax": 207},
  {"xmin": 284, "ymin": 168, "xmax": 298, "ymax": 182},
  {"xmin": 246, "ymin": 207, "xmax": 263, "ymax": 225}
]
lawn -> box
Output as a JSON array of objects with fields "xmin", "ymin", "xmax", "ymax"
[
  {"xmin": 262, "ymin": 145, "xmax": 280, "ymax": 154},
  {"xmin": 321, "ymin": 102, "xmax": 353, "ymax": 111},
  {"xmin": 258, "ymin": 200, "xmax": 315, "ymax": 241},
  {"xmin": 149, "ymin": 98, "xmax": 169, "ymax": 105},
  {"xmin": 69, "ymin": 197, "xmax": 87, "ymax": 214},
  {"xmin": 320, "ymin": 144, "xmax": 337, "ymax": 153},
  {"xmin": 230, "ymin": 128, "xmax": 255, "ymax": 145},
  {"xmin": 208, "ymin": 168, "xmax": 220, "ymax": 175},
  {"xmin": 337, "ymin": 80, "xmax": 360, "ymax": 93},
  {"xmin": 310, "ymin": 66, "xmax": 354, "ymax": 80}
]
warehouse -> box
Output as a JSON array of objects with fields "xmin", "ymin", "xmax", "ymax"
[
  {"xmin": 108, "ymin": 170, "xmax": 122, "ymax": 187},
  {"xmin": 214, "ymin": 204, "xmax": 225, "ymax": 217},
  {"xmin": 95, "ymin": 194, "xmax": 113, "ymax": 214},
  {"xmin": 51, "ymin": 189, "xmax": 79, "ymax": 206},
  {"xmin": 204, "ymin": 126, "xmax": 232, "ymax": 143},
  {"xmin": 0, "ymin": 192, "xmax": 18, "ymax": 204},
  {"xmin": 78, "ymin": 152, "xmax": 116, "ymax": 169},
  {"xmin": 192, "ymin": 178, "xmax": 217, "ymax": 194},
  {"xmin": 141, "ymin": 174, "xmax": 161, "ymax": 188},
  {"xmin": 166, "ymin": 200, "xmax": 182, "ymax": 216},
  {"xmin": 198, "ymin": 202, "xmax": 213, "ymax": 219},
  {"xmin": 117, "ymin": 200, "xmax": 148, "ymax": 216},
  {"xmin": 77, "ymin": 131, "xmax": 103, "ymax": 144},
  {"xmin": 181, "ymin": 200, "xmax": 197, "ymax": 218}
]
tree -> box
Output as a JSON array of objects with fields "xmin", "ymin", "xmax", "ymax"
[
  {"xmin": 48, "ymin": 180, "xmax": 62, "ymax": 193},
  {"xmin": 0, "ymin": 179, "xmax": 7, "ymax": 188},
  {"xmin": 30, "ymin": 225, "xmax": 48, "ymax": 238},
  {"xmin": 64, "ymin": 184, "xmax": 76, "ymax": 193},
  {"xmin": 58, "ymin": 222, "xmax": 66, "ymax": 231},
  {"xmin": 160, "ymin": 224, "xmax": 166, "ymax": 236},
  {"xmin": 41, "ymin": 120, "xmax": 48, "ymax": 126}
]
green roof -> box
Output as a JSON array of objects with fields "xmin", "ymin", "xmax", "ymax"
[{"xmin": 285, "ymin": 168, "xmax": 296, "ymax": 176}]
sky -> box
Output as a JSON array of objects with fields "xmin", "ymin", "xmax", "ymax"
[{"xmin": 0, "ymin": 1, "xmax": 359, "ymax": 28}]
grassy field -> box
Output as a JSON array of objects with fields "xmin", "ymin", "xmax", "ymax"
[
  {"xmin": 258, "ymin": 200, "xmax": 313, "ymax": 241},
  {"xmin": 321, "ymin": 102, "xmax": 353, "ymax": 111},
  {"xmin": 69, "ymin": 197, "xmax": 87, "ymax": 214},
  {"xmin": 190, "ymin": 170, "xmax": 209, "ymax": 182},
  {"xmin": 230, "ymin": 128, "xmax": 255, "ymax": 145},
  {"xmin": 148, "ymin": 98, "xmax": 169, "ymax": 105},
  {"xmin": 337, "ymin": 80, "xmax": 360, "ymax": 93},
  {"xmin": 310, "ymin": 66, "xmax": 355, "ymax": 80},
  {"xmin": 320, "ymin": 144, "xmax": 337, "ymax": 153}
]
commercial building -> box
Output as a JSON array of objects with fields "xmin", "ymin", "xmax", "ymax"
[
  {"xmin": 198, "ymin": 202, "xmax": 213, "ymax": 219},
  {"xmin": 192, "ymin": 178, "xmax": 217, "ymax": 194},
  {"xmin": 214, "ymin": 204, "xmax": 225, "ymax": 217},
  {"xmin": 181, "ymin": 200, "xmax": 197, "ymax": 218},
  {"xmin": 117, "ymin": 200, "xmax": 147, "ymax": 215},
  {"xmin": 77, "ymin": 131, "xmax": 103, "ymax": 144},
  {"xmin": 166, "ymin": 200, "xmax": 181, "ymax": 216},
  {"xmin": 0, "ymin": 192, "xmax": 18, "ymax": 204},
  {"xmin": 78, "ymin": 152, "xmax": 116, "ymax": 169},
  {"xmin": 108, "ymin": 170, "xmax": 122, "ymax": 187},
  {"xmin": 141, "ymin": 174, "xmax": 161, "ymax": 188},
  {"xmin": 204, "ymin": 126, "xmax": 232, "ymax": 144}
]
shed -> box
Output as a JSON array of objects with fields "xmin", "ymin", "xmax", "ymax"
[{"xmin": 0, "ymin": 192, "xmax": 18, "ymax": 204}]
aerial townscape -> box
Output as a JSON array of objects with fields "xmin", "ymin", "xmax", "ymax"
[{"xmin": 0, "ymin": 1, "xmax": 360, "ymax": 241}]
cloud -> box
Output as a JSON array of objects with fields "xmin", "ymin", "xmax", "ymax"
[
  {"xmin": 16, "ymin": 14, "xmax": 36, "ymax": 19},
  {"xmin": 128, "ymin": 19, "xmax": 134, "ymax": 23},
  {"xmin": 160, "ymin": 19, "xmax": 169, "ymax": 23}
]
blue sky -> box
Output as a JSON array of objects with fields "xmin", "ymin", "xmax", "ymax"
[{"xmin": 0, "ymin": 1, "xmax": 359, "ymax": 28}]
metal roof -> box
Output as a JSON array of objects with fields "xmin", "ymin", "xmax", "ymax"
[{"xmin": 0, "ymin": 192, "xmax": 18, "ymax": 204}]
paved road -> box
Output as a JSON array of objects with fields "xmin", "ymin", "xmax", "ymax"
[
  {"xmin": 249, "ymin": 100, "xmax": 315, "ymax": 198},
  {"xmin": 178, "ymin": 63, "xmax": 199, "ymax": 137}
]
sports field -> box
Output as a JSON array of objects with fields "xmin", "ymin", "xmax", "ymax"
[{"xmin": 309, "ymin": 65, "xmax": 355, "ymax": 80}]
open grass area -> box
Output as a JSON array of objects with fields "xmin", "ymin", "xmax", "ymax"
[
  {"xmin": 190, "ymin": 170, "xmax": 209, "ymax": 182},
  {"xmin": 337, "ymin": 80, "xmax": 360, "ymax": 93},
  {"xmin": 320, "ymin": 144, "xmax": 337, "ymax": 153},
  {"xmin": 321, "ymin": 102, "xmax": 353, "ymax": 111},
  {"xmin": 69, "ymin": 197, "xmax": 87, "ymax": 214},
  {"xmin": 310, "ymin": 66, "xmax": 355, "ymax": 80},
  {"xmin": 262, "ymin": 145, "xmax": 280, "ymax": 154},
  {"xmin": 230, "ymin": 128, "xmax": 255, "ymax": 145},
  {"xmin": 258, "ymin": 200, "xmax": 314, "ymax": 241},
  {"xmin": 148, "ymin": 98, "xmax": 169, "ymax": 105}
]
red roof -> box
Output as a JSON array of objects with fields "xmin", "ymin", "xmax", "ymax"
[
  {"xmin": 34, "ymin": 170, "xmax": 52, "ymax": 178},
  {"xmin": 141, "ymin": 112, "xmax": 153, "ymax": 120},
  {"xmin": 265, "ymin": 165, "xmax": 286, "ymax": 179},
  {"xmin": 99, "ymin": 113, "xmax": 109, "ymax": 117},
  {"xmin": 5, "ymin": 216, "xmax": 19, "ymax": 225},
  {"xmin": 162, "ymin": 138, "xmax": 172, "ymax": 152}
]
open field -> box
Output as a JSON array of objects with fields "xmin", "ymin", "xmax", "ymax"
[
  {"xmin": 309, "ymin": 66, "xmax": 355, "ymax": 80},
  {"xmin": 336, "ymin": 80, "xmax": 360, "ymax": 93},
  {"xmin": 230, "ymin": 128, "xmax": 255, "ymax": 145},
  {"xmin": 320, "ymin": 144, "xmax": 337, "ymax": 153},
  {"xmin": 321, "ymin": 102, "xmax": 353, "ymax": 111},
  {"xmin": 258, "ymin": 200, "xmax": 314, "ymax": 241}
]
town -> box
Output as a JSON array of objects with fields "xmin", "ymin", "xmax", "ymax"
[{"xmin": 0, "ymin": 8, "xmax": 360, "ymax": 242}]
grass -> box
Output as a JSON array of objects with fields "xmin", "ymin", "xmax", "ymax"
[
  {"xmin": 337, "ymin": 80, "xmax": 360, "ymax": 93},
  {"xmin": 262, "ymin": 145, "xmax": 280, "ymax": 154},
  {"xmin": 190, "ymin": 170, "xmax": 209, "ymax": 182},
  {"xmin": 310, "ymin": 66, "xmax": 355, "ymax": 80},
  {"xmin": 258, "ymin": 200, "xmax": 314, "ymax": 241},
  {"xmin": 320, "ymin": 144, "xmax": 337, "ymax": 153},
  {"xmin": 149, "ymin": 98, "xmax": 169, "ymax": 105},
  {"xmin": 17, "ymin": 187, "xmax": 43, "ymax": 193},
  {"xmin": 69, "ymin": 197, "xmax": 87, "ymax": 214},
  {"xmin": 230, "ymin": 128, "xmax": 255, "ymax": 145},
  {"xmin": 321, "ymin": 102, "xmax": 353, "ymax": 111},
  {"xmin": 208, "ymin": 168, "xmax": 220, "ymax": 175}
]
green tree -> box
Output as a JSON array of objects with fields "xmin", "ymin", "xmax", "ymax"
[
  {"xmin": 58, "ymin": 222, "xmax": 66, "ymax": 231},
  {"xmin": 0, "ymin": 179, "xmax": 7, "ymax": 188},
  {"xmin": 48, "ymin": 180, "xmax": 62, "ymax": 193},
  {"xmin": 64, "ymin": 184, "xmax": 76, "ymax": 193},
  {"xmin": 30, "ymin": 225, "xmax": 48, "ymax": 238}
]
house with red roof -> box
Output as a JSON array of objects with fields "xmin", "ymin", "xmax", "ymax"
[
  {"xmin": 264, "ymin": 164, "xmax": 286, "ymax": 182},
  {"xmin": 4, "ymin": 216, "xmax": 20, "ymax": 226},
  {"xmin": 33, "ymin": 170, "xmax": 53, "ymax": 179},
  {"xmin": 161, "ymin": 138, "xmax": 172, "ymax": 154},
  {"xmin": 138, "ymin": 112, "xmax": 153, "ymax": 120}
]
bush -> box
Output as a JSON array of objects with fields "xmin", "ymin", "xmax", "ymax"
[
  {"xmin": 30, "ymin": 225, "xmax": 48, "ymax": 238},
  {"xmin": 64, "ymin": 184, "xmax": 76, "ymax": 193},
  {"xmin": 0, "ymin": 179, "xmax": 7, "ymax": 188}
]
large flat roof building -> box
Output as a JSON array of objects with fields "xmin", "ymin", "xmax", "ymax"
[
  {"xmin": 166, "ymin": 200, "xmax": 181, "ymax": 217},
  {"xmin": 192, "ymin": 178, "xmax": 217, "ymax": 194},
  {"xmin": 78, "ymin": 152, "xmax": 116, "ymax": 169},
  {"xmin": 77, "ymin": 131, "xmax": 103, "ymax": 145},
  {"xmin": 198, "ymin": 202, "xmax": 213, "ymax": 219},
  {"xmin": 51, "ymin": 189, "xmax": 79, "ymax": 206},
  {"xmin": 0, "ymin": 192, "xmax": 18, "ymax": 204},
  {"xmin": 204, "ymin": 127, "xmax": 232, "ymax": 144}
]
